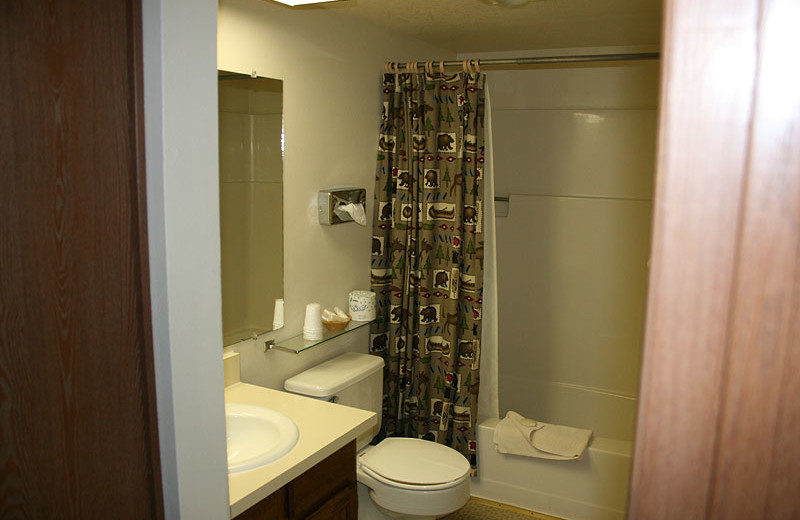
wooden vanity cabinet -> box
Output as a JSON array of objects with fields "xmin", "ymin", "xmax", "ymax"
[{"xmin": 237, "ymin": 441, "xmax": 357, "ymax": 520}]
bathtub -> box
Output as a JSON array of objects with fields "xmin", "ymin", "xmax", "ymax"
[{"xmin": 470, "ymin": 418, "xmax": 633, "ymax": 520}]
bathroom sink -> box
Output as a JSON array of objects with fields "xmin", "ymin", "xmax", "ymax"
[{"xmin": 226, "ymin": 403, "xmax": 299, "ymax": 473}]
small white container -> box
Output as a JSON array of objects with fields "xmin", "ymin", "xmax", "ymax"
[{"xmin": 348, "ymin": 291, "xmax": 376, "ymax": 322}]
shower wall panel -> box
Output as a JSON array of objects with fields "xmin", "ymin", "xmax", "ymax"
[{"xmin": 490, "ymin": 58, "xmax": 658, "ymax": 441}]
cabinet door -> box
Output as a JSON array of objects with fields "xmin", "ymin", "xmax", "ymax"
[
  {"xmin": 290, "ymin": 442, "xmax": 356, "ymax": 519},
  {"xmin": 237, "ymin": 487, "xmax": 289, "ymax": 520},
  {"xmin": 304, "ymin": 483, "xmax": 357, "ymax": 520}
]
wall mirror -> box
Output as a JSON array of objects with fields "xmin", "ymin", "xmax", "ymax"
[{"xmin": 218, "ymin": 71, "xmax": 284, "ymax": 346}]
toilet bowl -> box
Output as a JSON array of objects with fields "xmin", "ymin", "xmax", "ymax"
[
  {"xmin": 284, "ymin": 353, "xmax": 471, "ymax": 520},
  {"xmin": 356, "ymin": 438, "xmax": 470, "ymax": 520}
]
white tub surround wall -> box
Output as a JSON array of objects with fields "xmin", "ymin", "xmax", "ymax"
[
  {"xmin": 458, "ymin": 47, "xmax": 658, "ymax": 520},
  {"xmin": 461, "ymin": 46, "xmax": 658, "ymax": 442},
  {"xmin": 226, "ymin": 384, "xmax": 376, "ymax": 517},
  {"xmin": 217, "ymin": 0, "xmax": 456, "ymax": 388}
]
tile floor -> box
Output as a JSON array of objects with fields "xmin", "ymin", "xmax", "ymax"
[{"xmin": 444, "ymin": 498, "xmax": 563, "ymax": 520}]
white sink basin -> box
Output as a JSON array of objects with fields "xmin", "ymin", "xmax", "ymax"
[{"xmin": 226, "ymin": 403, "xmax": 299, "ymax": 473}]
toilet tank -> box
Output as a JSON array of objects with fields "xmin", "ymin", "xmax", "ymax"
[{"xmin": 284, "ymin": 352, "xmax": 384, "ymax": 446}]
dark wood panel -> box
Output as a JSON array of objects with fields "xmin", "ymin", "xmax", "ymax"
[
  {"xmin": 304, "ymin": 483, "xmax": 358, "ymax": 520},
  {"xmin": 628, "ymin": 0, "xmax": 759, "ymax": 517},
  {"xmin": 237, "ymin": 487, "xmax": 289, "ymax": 520},
  {"xmin": 238, "ymin": 443, "xmax": 357, "ymax": 520},
  {"xmin": 0, "ymin": 0, "xmax": 162, "ymax": 518},
  {"xmin": 289, "ymin": 442, "xmax": 356, "ymax": 519}
]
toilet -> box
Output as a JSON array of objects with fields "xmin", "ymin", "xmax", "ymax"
[{"xmin": 284, "ymin": 352, "xmax": 471, "ymax": 520}]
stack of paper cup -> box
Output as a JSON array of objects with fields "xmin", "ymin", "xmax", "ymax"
[
  {"xmin": 303, "ymin": 302, "xmax": 323, "ymax": 340},
  {"xmin": 348, "ymin": 291, "xmax": 376, "ymax": 321}
]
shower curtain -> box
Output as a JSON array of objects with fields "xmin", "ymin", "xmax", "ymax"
[{"xmin": 370, "ymin": 69, "xmax": 486, "ymax": 469}]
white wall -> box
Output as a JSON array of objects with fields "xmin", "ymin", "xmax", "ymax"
[
  {"xmin": 142, "ymin": 0, "xmax": 230, "ymax": 517},
  {"xmin": 462, "ymin": 48, "xmax": 659, "ymax": 441},
  {"xmin": 218, "ymin": 0, "xmax": 456, "ymax": 389}
]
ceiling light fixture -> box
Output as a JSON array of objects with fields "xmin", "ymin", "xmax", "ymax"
[{"xmin": 272, "ymin": 0, "xmax": 342, "ymax": 6}]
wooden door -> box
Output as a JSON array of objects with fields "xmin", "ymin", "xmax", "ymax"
[
  {"xmin": 304, "ymin": 484, "xmax": 358, "ymax": 520},
  {"xmin": 628, "ymin": 0, "xmax": 800, "ymax": 518},
  {"xmin": 0, "ymin": 0, "xmax": 163, "ymax": 518}
]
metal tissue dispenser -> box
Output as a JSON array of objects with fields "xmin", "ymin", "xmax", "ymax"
[{"xmin": 318, "ymin": 188, "xmax": 366, "ymax": 225}]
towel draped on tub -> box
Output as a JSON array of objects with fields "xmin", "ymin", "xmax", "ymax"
[{"xmin": 493, "ymin": 411, "xmax": 592, "ymax": 460}]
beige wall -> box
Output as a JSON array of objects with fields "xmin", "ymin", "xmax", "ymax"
[
  {"xmin": 218, "ymin": 0, "xmax": 455, "ymax": 388},
  {"xmin": 470, "ymin": 48, "xmax": 659, "ymax": 440}
]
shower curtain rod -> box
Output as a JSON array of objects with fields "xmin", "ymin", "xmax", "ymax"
[{"xmin": 389, "ymin": 52, "xmax": 660, "ymax": 70}]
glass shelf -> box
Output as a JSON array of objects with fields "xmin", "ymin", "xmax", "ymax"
[{"xmin": 268, "ymin": 319, "xmax": 373, "ymax": 354}]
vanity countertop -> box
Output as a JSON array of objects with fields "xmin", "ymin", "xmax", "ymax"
[{"xmin": 226, "ymin": 382, "xmax": 376, "ymax": 517}]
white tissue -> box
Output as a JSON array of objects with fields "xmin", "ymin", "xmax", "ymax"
[
  {"xmin": 334, "ymin": 202, "xmax": 366, "ymax": 226},
  {"xmin": 322, "ymin": 307, "xmax": 348, "ymax": 322}
]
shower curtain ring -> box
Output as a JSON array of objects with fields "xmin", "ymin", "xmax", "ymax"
[
  {"xmin": 473, "ymin": 59, "xmax": 481, "ymax": 73},
  {"xmin": 439, "ymin": 60, "xmax": 445, "ymax": 75}
]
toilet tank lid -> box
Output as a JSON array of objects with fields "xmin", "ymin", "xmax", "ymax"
[{"xmin": 284, "ymin": 352, "xmax": 384, "ymax": 398}]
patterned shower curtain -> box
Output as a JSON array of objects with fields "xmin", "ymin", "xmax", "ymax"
[{"xmin": 369, "ymin": 69, "xmax": 485, "ymax": 470}]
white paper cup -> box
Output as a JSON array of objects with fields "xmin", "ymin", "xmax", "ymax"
[
  {"xmin": 303, "ymin": 328, "xmax": 323, "ymax": 341},
  {"xmin": 303, "ymin": 303, "xmax": 322, "ymax": 334}
]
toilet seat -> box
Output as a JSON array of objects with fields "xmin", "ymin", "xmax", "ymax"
[
  {"xmin": 359, "ymin": 438, "xmax": 470, "ymax": 488},
  {"xmin": 358, "ymin": 463, "xmax": 469, "ymax": 491}
]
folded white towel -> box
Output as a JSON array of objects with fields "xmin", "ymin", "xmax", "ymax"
[{"xmin": 493, "ymin": 411, "xmax": 592, "ymax": 461}]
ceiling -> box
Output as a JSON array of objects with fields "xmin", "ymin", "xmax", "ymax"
[{"xmin": 312, "ymin": 0, "xmax": 663, "ymax": 53}]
